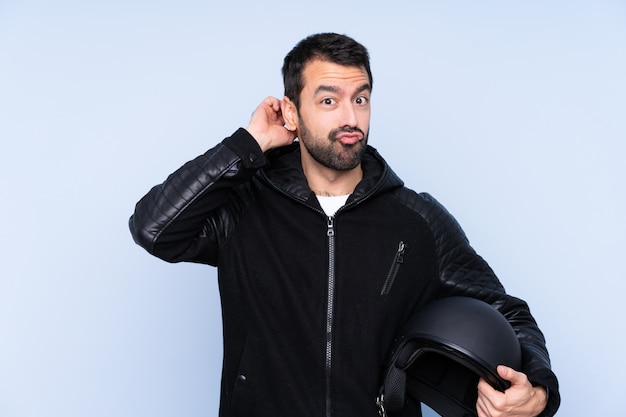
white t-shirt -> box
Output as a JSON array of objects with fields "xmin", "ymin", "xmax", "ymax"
[{"xmin": 316, "ymin": 195, "xmax": 350, "ymax": 217}]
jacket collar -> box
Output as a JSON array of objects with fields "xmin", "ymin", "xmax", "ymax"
[{"xmin": 259, "ymin": 142, "xmax": 404, "ymax": 206}]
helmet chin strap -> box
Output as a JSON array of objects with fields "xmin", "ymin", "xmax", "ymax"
[{"xmin": 378, "ymin": 362, "xmax": 407, "ymax": 416}]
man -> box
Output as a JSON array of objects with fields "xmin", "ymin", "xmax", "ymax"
[{"xmin": 129, "ymin": 33, "xmax": 560, "ymax": 417}]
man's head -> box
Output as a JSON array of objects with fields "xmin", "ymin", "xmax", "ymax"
[
  {"xmin": 282, "ymin": 33, "xmax": 373, "ymax": 110},
  {"xmin": 281, "ymin": 33, "xmax": 373, "ymax": 172}
]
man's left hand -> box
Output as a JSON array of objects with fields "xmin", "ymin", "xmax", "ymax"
[{"xmin": 476, "ymin": 365, "xmax": 547, "ymax": 417}]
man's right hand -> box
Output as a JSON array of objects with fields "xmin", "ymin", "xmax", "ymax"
[{"xmin": 246, "ymin": 96, "xmax": 297, "ymax": 152}]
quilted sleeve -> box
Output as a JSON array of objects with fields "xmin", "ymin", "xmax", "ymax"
[
  {"xmin": 128, "ymin": 128, "xmax": 267, "ymax": 265},
  {"xmin": 408, "ymin": 191, "xmax": 561, "ymax": 417}
]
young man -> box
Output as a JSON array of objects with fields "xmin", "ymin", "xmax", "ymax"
[{"xmin": 129, "ymin": 33, "xmax": 560, "ymax": 417}]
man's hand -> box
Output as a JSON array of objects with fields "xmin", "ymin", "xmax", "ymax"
[
  {"xmin": 476, "ymin": 365, "xmax": 547, "ymax": 417},
  {"xmin": 246, "ymin": 96, "xmax": 297, "ymax": 152}
]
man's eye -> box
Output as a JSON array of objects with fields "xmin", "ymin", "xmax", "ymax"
[
  {"xmin": 322, "ymin": 98, "xmax": 335, "ymax": 105},
  {"xmin": 355, "ymin": 96, "xmax": 369, "ymax": 105}
]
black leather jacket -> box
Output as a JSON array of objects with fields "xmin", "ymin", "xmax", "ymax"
[{"xmin": 129, "ymin": 128, "xmax": 560, "ymax": 417}]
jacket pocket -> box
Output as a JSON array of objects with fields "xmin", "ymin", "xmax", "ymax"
[
  {"xmin": 380, "ymin": 241, "xmax": 406, "ymax": 296},
  {"xmin": 230, "ymin": 334, "xmax": 256, "ymax": 416}
]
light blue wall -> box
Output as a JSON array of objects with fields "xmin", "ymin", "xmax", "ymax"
[{"xmin": 1, "ymin": 1, "xmax": 624, "ymax": 416}]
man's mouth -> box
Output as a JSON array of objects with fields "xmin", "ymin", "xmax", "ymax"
[
  {"xmin": 336, "ymin": 133, "xmax": 362, "ymax": 145},
  {"xmin": 333, "ymin": 128, "xmax": 364, "ymax": 145}
]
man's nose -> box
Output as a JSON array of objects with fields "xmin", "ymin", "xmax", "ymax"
[{"xmin": 339, "ymin": 102, "xmax": 359, "ymax": 128}]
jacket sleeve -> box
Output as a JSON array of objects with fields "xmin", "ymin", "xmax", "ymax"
[
  {"xmin": 128, "ymin": 128, "xmax": 267, "ymax": 265},
  {"xmin": 416, "ymin": 192, "xmax": 561, "ymax": 417}
]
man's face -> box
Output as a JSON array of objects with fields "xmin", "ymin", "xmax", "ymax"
[{"xmin": 295, "ymin": 59, "xmax": 371, "ymax": 171}]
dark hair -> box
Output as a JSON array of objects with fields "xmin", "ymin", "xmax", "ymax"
[{"xmin": 282, "ymin": 33, "xmax": 373, "ymax": 109}]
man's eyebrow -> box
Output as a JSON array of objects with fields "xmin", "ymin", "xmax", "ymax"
[
  {"xmin": 314, "ymin": 85, "xmax": 341, "ymax": 95},
  {"xmin": 314, "ymin": 83, "xmax": 372, "ymax": 96},
  {"xmin": 355, "ymin": 83, "xmax": 372, "ymax": 94}
]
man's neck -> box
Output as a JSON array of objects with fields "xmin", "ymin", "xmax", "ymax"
[{"xmin": 302, "ymin": 162, "xmax": 363, "ymax": 197}]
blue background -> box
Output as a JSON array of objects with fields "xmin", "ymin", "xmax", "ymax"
[{"xmin": 1, "ymin": 1, "xmax": 624, "ymax": 416}]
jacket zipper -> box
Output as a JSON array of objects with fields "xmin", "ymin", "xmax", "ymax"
[
  {"xmin": 258, "ymin": 160, "xmax": 391, "ymax": 416},
  {"xmin": 380, "ymin": 241, "xmax": 406, "ymax": 296},
  {"xmin": 325, "ymin": 216, "xmax": 336, "ymax": 417}
]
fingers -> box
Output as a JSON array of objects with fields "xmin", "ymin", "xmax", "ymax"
[
  {"xmin": 250, "ymin": 97, "xmax": 282, "ymax": 126},
  {"xmin": 262, "ymin": 96, "xmax": 281, "ymax": 113},
  {"xmin": 260, "ymin": 97, "xmax": 287, "ymax": 124},
  {"xmin": 475, "ymin": 369, "xmax": 546, "ymax": 417},
  {"xmin": 477, "ymin": 377, "xmax": 495, "ymax": 393},
  {"xmin": 476, "ymin": 391, "xmax": 490, "ymax": 417},
  {"xmin": 497, "ymin": 365, "xmax": 528, "ymax": 387},
  {"xmin": 247, "ymin": 96, "xmax": 297, "ymax": 152},
  {"xmin": 476, "ymin": 377, "xmax": 500, "ymax": 416}
]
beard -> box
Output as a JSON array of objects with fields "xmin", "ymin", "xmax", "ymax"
[{"xmin": 298, "ymin": 119, "xmax": 369, "ymax": 171}]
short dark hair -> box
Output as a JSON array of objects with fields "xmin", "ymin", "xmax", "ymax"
[{"xmin": 282, "ymin": 33, "xmax": 373, "ymax": 110}]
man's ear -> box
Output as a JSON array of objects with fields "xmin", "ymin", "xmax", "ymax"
[{"xmin": 281, "ymin": 96, "xmax": 298, "ymax": 131}]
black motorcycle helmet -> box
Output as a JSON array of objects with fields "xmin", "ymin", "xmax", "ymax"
[{"xmin": 377, "ymin": 296, "xmax": 522, "ymax": 417}]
